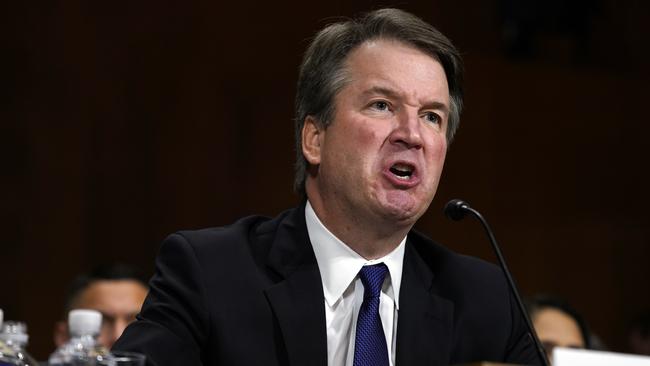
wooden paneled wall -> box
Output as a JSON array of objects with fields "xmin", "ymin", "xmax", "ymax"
[{"xmin": 1, "ymin": 0, "xmax": 648, "ymax": 359}]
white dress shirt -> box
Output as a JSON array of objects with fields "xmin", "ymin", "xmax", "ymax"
[{"xmin": 305, "ymin": 201, "xmax": 406, "ymax": 366}]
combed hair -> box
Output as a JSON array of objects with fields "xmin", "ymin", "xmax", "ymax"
[{"xmin": 293, "ymin": 8, "xmax": 464, "ymax": 195}]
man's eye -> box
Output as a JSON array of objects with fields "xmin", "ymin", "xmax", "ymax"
[
  {"xmin": 371, "ymin": 101, "xmax": 390, "ymax": 111},
  {"xmin": 424, "ymin": 112, "xmax": 440, "ymax": 124}
]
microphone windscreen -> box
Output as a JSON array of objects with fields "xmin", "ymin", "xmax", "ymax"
[{"xmin": 444, "ymin": 199, "xmax": 469, "ymax": 221}]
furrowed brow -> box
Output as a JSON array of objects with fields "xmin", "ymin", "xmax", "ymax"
[
  {"xmin": 423, "ymin": 101, "xmax": 449, "ymax": 115},
  {"xmin": 360, "ymin": 86, "xmax": 402, "ymax": 101}
]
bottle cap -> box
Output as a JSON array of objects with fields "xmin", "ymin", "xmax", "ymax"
[
  {"xmin": 0, "ymin": 321, "xmax": 29, "ymax": 345},
  {"xmin": 68, "ymin": 309, "xmax": 102, "ymax": 336}
]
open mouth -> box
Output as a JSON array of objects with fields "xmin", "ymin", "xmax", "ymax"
[{"xmin": 389, "ymin": 163, "xmax": 414, "ymax": 180}]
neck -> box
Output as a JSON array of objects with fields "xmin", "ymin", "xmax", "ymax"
[
  {"xmin": 307, "ymin": 198, "xmax": 411, "ymax": 260},
  {"xmin": 335, "ymin": 224, "xmax": 408, "ymax": 260}
]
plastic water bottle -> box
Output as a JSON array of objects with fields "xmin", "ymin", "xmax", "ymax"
[
  {"xmin": 0, "ymin": 313, "xmax": 39, "ymax": 366},
  {"xmin": 0, "ymin": 308, "xmax": 6, "ymax": 363},
  {"xmin": 0, "ymin": 308, "xmax": 14, "ymax": 366},
  {"xmin": 48, "ymin": 310, "xmax": 114, "ymax": 366}
]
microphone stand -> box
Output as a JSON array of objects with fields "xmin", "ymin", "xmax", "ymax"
[{"xmin": 448, "ymin": 201, "xmax": 550, "ymax": 366}]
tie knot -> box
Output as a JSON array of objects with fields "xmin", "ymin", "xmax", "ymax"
[{"xmin": 359, "ymin": 263, "xmax": 388, "ymax": 299}]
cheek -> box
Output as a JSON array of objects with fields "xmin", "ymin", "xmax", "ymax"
[
  {"xmin": 353, "ymin": 119, "xmax": 384, "ymax": 146},
  {"xmin": 340, "ymin": 121, "xmax": 384, "ymax": 164},
  {"xmin": 427, "ymin": 135, "xmax": 448, "ymax": 165},
  {"xmin": 97, "ymin": 329, "xmax": 109, "ymax": 343}
]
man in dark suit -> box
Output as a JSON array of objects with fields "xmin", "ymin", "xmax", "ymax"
[{"xmin": 114, "ymin": 8, "xmax": 540, "ymax": 366}]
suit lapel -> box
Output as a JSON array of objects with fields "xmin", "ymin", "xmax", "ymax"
[
  {"xmin": 261, "ymin": 206, "xmax": 455, "ymax": 366},
  {"xmin": 264, "ymin": 204, "xmax": 328, "ymax": 366},
  {"xmin": 396, "ymin": 240, "xmax": 454, "ymax": 366}
]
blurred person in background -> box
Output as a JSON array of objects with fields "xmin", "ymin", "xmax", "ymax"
[
  {"xmin": 53, "ymin": 263, "xmax": 148, "ymax": 350},
  {"xmin": 628, "ymin": 310, "xmax": 650, "ymax": 355},
  {"xmin": 526, "ymin": 295, "xmax": 591, "ymax": 361}
]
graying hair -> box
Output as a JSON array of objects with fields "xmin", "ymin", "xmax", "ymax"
[{"xmin": 294, "ymin": 8, "xmax": 464, "ymax": 195}]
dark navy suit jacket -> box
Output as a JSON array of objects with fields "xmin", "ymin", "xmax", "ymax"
[{"xmin": 113, "ymin": 204, "xmax": 540, "ymax": 365}]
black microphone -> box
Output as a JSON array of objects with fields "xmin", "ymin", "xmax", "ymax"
[
  {"xmin": 443, "ymin": 199, "xmax": 470, "ymax": 221},
  {"xmin": 444, "ymin": 199, "xmax": 550, "ymax": 366}
]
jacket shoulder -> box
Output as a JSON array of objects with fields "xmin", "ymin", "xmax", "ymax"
[
  {"xmin": 169, "ymin": 207, "xmax": 298, "ymax": 256},
  {"xmin": 408, "ymin": 229, "xmax": 506, "ymax": 290}
]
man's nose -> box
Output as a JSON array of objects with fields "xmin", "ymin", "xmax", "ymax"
[{"xmin": 390, "ymin": 109, "xmax": 423, "ymax": 149}]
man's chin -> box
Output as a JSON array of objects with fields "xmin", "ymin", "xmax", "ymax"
[{"xmin": 376, "ymin": 194, "xmax": 426, "ymax": 226}]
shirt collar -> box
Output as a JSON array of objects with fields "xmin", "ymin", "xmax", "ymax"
[{"xmin": 305, "ymin": 201, "xmax": 405, "ymax": 309}]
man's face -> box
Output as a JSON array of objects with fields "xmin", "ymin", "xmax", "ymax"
[
  {"xmin": 533, "ymin": 308, "xmax": 586, "ymax": 360},
  {"xmin": 305, "ymin": 39, "xmax": 450, "ymax": 229},
  {"xmin": 61, "ymin": 280, "xmax": 148, "ymax": 349}
]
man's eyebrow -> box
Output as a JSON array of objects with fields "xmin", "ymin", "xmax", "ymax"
[
  {"xmin": 360, "ymin": 86, "xmax": 401, "ymax": 100},
  {"xmin": 423, "ymin": 100, "xmax": 449, "ymax": 114}
]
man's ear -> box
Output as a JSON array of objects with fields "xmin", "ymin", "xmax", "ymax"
[{"xmin": 302, "ymin": 116, "xmax": 323, "ymax": 165}]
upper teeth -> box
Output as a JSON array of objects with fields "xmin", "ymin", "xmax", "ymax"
[
  {"xmin": 391, "ymin": 164, "xmax": 413, "ymax": 178},
  {"xmin": 393, "ymin": 164, "xmax": 411, "ymax": 172}
]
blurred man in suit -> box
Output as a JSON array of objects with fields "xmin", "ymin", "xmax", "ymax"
[
  {"xmin": 54, "ymin": 263, "xmax": 148, "ymax": 350},
  {"xmin": 114, "ymin": 8, "xmax": 540, "ymax": 366}
]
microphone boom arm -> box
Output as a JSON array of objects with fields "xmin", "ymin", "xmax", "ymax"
[{"xmin": 453, "ymin": 203, "xmax": 550, "ymax": 366}]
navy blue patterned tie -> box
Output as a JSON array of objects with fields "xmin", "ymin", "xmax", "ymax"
[{"xmin": 353, "ymin": 263, "xmax": 389, "ymax": 366}]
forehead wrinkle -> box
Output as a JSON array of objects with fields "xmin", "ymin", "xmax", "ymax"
[
  {"xmin": 360, "ymin": 85, "xmax": 401, "ymax": 100},
  {"xmin": 343, "ymin": 39, "xmax": 450, "ymax": 123}
]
